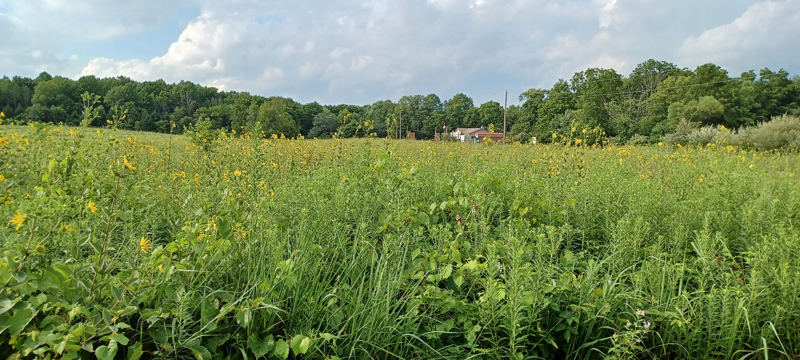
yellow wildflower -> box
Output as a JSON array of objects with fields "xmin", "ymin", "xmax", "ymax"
[
  {"xmin": 9, "ymin": 212, "xmax": 26, "ymax": 230},
  {"xmin": 159, "ymin": 264, "xmax": 164, "ymax": 272},
  {"xmin": 0, "ymin": 111, "xmax": 4, "ymax": 117},
  {"xmin": 107, "ymin": 120, "xmax": 113, "ymax": 125},
  {"xmin": 552, "ymin": 133, "xmax": 557, "ymax": 139},
  {"xmin": 582, "ymin": 129, "xmax": 587, "ymax": 134},
  {"xmin": 749, "ymin": 164, "xmax": 755, "ymax": 169},
  {"xmin": 0, "ymin": 136, "xmax": 8, "ymax": 147},
  {"xmin": 658, "ymin": 142, "xmax": 663, "ymax": 146},
  {"xmin": 575, "ymin": 139, "xmax": 583, "ymax": 145},
  {"xmin": 140, "ymin": 237, "xmax": 152, "ymax": 253},
  {"xmin": 64, "ymin": 225, "xmax": 74, "ymax": 233},
  {"xmin": 123, "ymin": 156, "xmax": 137, "ymax": 171},
  {"xmin": 234, "ymin": 170, "xmax": 242, "ymax": 176},
  {"xmin": 88, "ymin": 201, "xmax": 98, "ymax": 213},
  {"xmin": 0, "ymin": 175, "xmax": 4, "ymax": 181},
  {"xmin": 35, "ymin": 245, "xmax": 45, "ymax": 255}
]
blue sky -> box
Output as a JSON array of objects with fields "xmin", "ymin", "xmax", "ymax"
[{"xmin": 1, "ymin": 0, "xmax": 798, "ymax": 105}]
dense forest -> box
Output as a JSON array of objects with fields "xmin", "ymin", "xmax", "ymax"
[{"xmin": 1, "ymin": 60, "xmax": 798, "ymax": 143}]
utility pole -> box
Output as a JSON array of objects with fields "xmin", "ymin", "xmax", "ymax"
[{"xmin": 503, "ymin": 91, "xmax": 507, "ymax": 145}]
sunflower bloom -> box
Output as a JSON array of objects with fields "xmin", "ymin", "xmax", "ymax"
[
  {"xmin": 10, "ymin": 212, "xmax": 26, "ymax": 230},
  {"xmin": 140, "ymin": 237, "xmax": 152, "ymax": 253},
  {"xmin": 88, "ymin": 201, "xmax": 98, "ymax": 213},
  {"xmin": 0, "ymin": 137, "xmax": 8, "ymax": 147},
  {"xmin": 123, "ymin": 156, "xmax": 137, "ymax": 171}
]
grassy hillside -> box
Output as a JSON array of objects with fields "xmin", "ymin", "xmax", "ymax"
[{"xmin": 2, "ymin": 124, "xmax": 800, "ymax": 359}]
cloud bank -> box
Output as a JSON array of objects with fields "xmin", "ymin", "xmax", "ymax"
[{"xmin": 1, "ymin": 0, "xmax": 797, "ymax": 104}]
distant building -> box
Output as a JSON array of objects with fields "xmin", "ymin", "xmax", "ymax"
[{"xmin": 451, "ymin": 127, "xmax": 504, "ymax": 142}]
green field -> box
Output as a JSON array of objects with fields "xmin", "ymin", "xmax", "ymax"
[{"xmin": 2, "ymin": 124, "xmax": 800, "ymax": 359}]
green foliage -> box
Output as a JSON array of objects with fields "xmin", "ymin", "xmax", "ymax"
[
  {"xmin": 80, "ymin": 92, "xmax": 103, "ymax": 128},
  {"xmin": 667, "ymin": 96, "xmax": 725, "ymax": 126},
  {"xmin": 185, "ymin": 118, "xmax": 220, "ymax": 150},
  {"xmin": 729, "ymin": 114, "xmax": 800, "ymax": 150},
  {"xmin": 445, "ymin": 93, "xmax": 477, "ymax": 128},
  {"xmin": 2, "ymin": 124, "xmax": 800, "ymax": 359},
  {"xmin": 258, "ymin": 97, "xmax": 298, "ymax": 137},
  {"xmin": 308, "ymin": 111, "xmax": 338, "ymax": 138},
  {"xmin": 1, "ymin": 60, "xmax": 798, "ymax": 142}
]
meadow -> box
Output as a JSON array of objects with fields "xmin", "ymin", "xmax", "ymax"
[{"xmin": 1, "ymin": 123, "xmax": 800, "ymax": 360}]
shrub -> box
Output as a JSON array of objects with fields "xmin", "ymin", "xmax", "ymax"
[
  {"xmin": 729, "ymin": 114, "xmax": 800, "ymax": 150},
  {"xmin": 684, "ymin": 126, "xmax": 720, "ymax": 146},
  {"xmin": 185, "ymin": 118, "xmax": 220, "ymax": 150},
  {"xmin": 661, "ymin": 118, "xmax": 699, "ymax": 145},
  {"xmin": 626, "ymin": 134, "xmax": 649, "ymax": 145}
]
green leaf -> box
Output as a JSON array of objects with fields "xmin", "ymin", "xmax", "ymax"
[
  {"xmin": 201, "ymin": 298, "xmax": 220, "ymax": 331},
  {"xmin": 127, "ymin": 342, "xmax": 143, "ymax": 360},
  {"xmin": 191, "ymin": 345, "xmax": 212, "ymax": 360},
  {"xmin": 272, "ymin": 339, "xmax": 289, "ymax": 360},
  {"xmin": 219, "ymin": 218, "xmax": 232, "ymax": 239},
  {"xmin": 247, "ymin": 333, "xmax": 274, "ymax": 358},
  {"xmin": 291, "ymin": 335, "xmax": 311, "ymax": 355},
  {"xmin": 62, "ymin": 349, "xmax": 80, "ymax": 360},
  {"xmin": 453, "ymin": 273, "xmax": 464, "ymax": 289},
  {"xmin": 417, "ymin": 212, "xmax": 430, "ymax": 225},
  {"xmin": 438, "ymin": 265, "xmax": 452, "ymax": 280},
  {"xmin": 111, "ymin": 332, "xmax": 129, "ymax": 346},
  {"xmin": 0, "ymin": 298, "xmax": 19, "ymax": 315},
  {"xmin": 235, "ymin": 308, "xmax": 251, "ymax": 328},
  {"xmin": 285, "ymin": 273, "xmax": 298, "ymax": 288},
  {"xmin": 96, "ymin": 340, "xmax": 118, "ymax": 360},
  {"xmin": 4, "ymin": 307, "xmax": 36, "ymax": 336}
]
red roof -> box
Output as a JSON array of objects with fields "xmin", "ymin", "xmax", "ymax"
[{"xmin": 475, "ymin": 132, "xmax": 504, "ymax": 138}]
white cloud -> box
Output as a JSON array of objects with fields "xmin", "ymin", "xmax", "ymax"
[
  {"xmin": 2, "ymin": 0, "xmax": 793, "ymax": 104},
  {"xmin": 679, "ymin": 0, "xmax": 800, "ymax": 68},
  {"xmin": 598, "ymin": 0, "xmax": 618, "ymax": 28}
]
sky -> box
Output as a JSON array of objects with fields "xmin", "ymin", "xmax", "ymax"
[{"xmin": 1, "ymin": 0, "xmax": 799, "ymax": 105}]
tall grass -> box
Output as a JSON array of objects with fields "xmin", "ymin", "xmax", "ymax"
[{"xmin": 1, "ymin": 124, "xmax": 800, "ymax": 359}]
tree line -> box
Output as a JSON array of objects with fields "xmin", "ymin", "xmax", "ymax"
[{"xmin": 1, "ymin": 60, "xmax": 798, "ymax": 143}]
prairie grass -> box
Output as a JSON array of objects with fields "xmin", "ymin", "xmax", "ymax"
[{"xmin": 1, "ymin": 123, "xmax": 800, "ymax": 359}]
